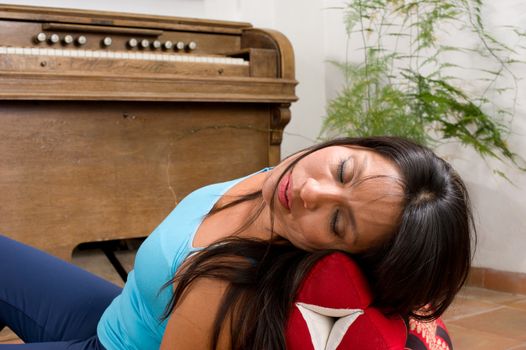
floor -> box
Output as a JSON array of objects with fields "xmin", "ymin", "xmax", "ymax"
[{"xmin": 1, "ymin": 248, "xmax": 526, "ymax": 349}]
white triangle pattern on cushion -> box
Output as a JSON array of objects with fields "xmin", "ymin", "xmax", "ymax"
[{"xmin": 296, "ymin": 302, "xmax": 364, "ymax": 350}]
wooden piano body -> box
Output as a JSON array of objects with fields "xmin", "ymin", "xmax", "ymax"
[{"xmin": 0, "ymin": 5, "xmax": 297, "ymax": 260}]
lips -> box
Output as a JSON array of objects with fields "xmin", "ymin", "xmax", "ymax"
[{"xmin": 277, "ymin": 172, "xmax": 292, "ymax": 211}]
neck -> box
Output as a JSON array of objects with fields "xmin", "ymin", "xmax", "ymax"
[{"xmin": 227, "ymin": 171, "xmax": 275, "ymax": 241}]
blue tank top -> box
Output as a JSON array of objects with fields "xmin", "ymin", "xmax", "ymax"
[{"xmin": 97, "ymin": 169, "xmax": 269, "ymax": 349}]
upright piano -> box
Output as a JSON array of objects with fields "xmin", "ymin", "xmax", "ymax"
[{"xmin": 0, "ymin": 5, "xmax": 297, "ymax": 260}]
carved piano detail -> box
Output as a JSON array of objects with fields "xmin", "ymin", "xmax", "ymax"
[{"xmin": 0, "ymin": 5, "xmax": 297, "ymax": 260}]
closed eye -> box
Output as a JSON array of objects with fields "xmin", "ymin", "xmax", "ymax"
[
  {"xmin": 337, "ymin": 158, "xmax": 347, "ymax": 183},
  {"xmin": 331, "ymin": 208, "xmax": 341, "ymax": 237}
]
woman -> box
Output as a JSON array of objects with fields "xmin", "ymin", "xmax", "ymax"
[{"xmin": 0, "ymin": 136, "xmax": 474, "ymax": 349}]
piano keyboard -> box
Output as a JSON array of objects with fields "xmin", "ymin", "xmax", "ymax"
[{"xmin": 0, "ymin": 46, "xmax": 248, "ymax": 65}]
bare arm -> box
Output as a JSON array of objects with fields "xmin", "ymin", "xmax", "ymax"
[{"xmin": 160, "ymin": 278, "xmax": 231, "ymax": 350}]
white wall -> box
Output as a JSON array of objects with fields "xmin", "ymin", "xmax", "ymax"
[
  {"xmin": 4, "ymin": 0, "xmax": 525, "ymax": 273},
  {"xmin": 439, "ymin": 0, "xmax": 526, "ymax": 273}
]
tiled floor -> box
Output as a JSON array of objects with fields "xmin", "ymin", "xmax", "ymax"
[
  {"xmin": 442, "ymin": 287, "xmax": 526, "ymax": 349},
  {"xmin": 1, "ymin": 248, "xmax": 526, "ymax": 349}
]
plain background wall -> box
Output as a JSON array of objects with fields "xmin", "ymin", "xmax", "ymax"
[{"xmin": 3, "ymin": 0, "xmax": 525, "ymax": 274}]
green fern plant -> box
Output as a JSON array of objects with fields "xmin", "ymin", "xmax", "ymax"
[{"xmin": 323, "ymin": 0, "xmax": 524, "ymax": 170}]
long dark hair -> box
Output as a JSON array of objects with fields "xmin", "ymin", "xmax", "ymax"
[{"xmin": 162, "ymin": 136, "xmax": 475, "ymax": 349}]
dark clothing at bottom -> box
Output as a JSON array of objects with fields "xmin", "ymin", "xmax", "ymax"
[{"xmin": 0, "ymin": 235, "xmax": 122, "ymax": 349}]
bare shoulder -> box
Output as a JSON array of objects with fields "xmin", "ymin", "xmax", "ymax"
[{"xmin": 160, "ymin": 277, "xmax": 232, "ymax": 350}]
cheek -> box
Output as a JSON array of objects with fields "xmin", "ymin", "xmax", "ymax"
[{"xmin": 285, "ymin": 215, "xmax": 329, "ymax": 246}]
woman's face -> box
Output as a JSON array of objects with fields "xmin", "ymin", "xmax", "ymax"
[{"xmin": 261, "ymin": 145, "xmax": 404, "ymax": 253}]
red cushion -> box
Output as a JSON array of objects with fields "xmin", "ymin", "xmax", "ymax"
[{"xmin": 285, "ymin": 252, "xmax": 407, "ymax": 350}]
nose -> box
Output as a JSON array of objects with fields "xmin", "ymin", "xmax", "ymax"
[{"xmin": 299, "ymin": 178, "xmax": 344, "ymax": 210}]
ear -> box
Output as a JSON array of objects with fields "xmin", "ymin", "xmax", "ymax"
[{"xmin": 285, "ymin": 253, "xmax": 406, "ymax": 350}]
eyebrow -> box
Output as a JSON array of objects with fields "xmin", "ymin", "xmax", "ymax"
[
  {"xmin": 346, "ymin": 205, "xmax": 359, "ymax": 245},
  {"xmin": 345, "ymin": 153, "xmax": 369, "ymax": 245}
]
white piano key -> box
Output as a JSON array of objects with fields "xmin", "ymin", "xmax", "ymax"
[{"xmin": 0, "ymin": 46, "xmax": 249, "ymax": 66}]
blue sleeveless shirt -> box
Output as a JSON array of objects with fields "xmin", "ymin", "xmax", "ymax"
[{"xmin": 97, "ymin": 169, "xmax": 269, "ymax": 349}]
